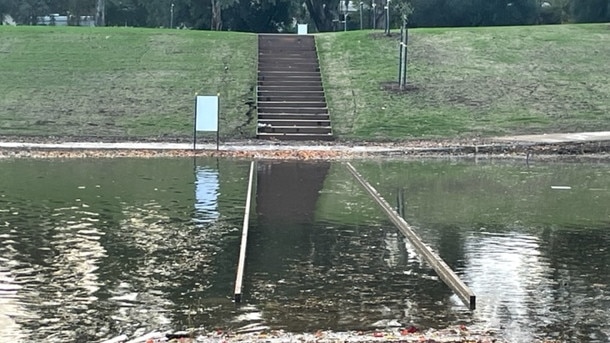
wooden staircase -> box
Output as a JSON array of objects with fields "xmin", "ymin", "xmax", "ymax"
[{"xmin": 257, "ymin": 34, "xmax": 333, "ymax": 141}]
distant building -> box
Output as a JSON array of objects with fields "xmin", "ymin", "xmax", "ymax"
[
  {"xmin": 37, "ymin": 14, "xmax": 96, "ymax": 26},
  {"xmin": 338, "ymin": 1, "xmax": 361, "ymax": 14},
  {"xmin": 2, "ymin": 14, "xmax": 16, "ymax": 26}
]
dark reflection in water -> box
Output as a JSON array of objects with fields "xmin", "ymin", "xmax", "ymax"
[
  {"xmin": 256, "ymin": 161, "xmax": 330, "ymax": 225},
  {"xmin": 0, "ymin": 158, "xmax": 609, "ymax": 342},
  {"xmin": 246, "ymin": 161, "xmax": 464, "ymax": 332}
]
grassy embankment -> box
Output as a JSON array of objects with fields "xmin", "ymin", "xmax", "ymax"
[
  {"xmin": 0, "ymin": 26, "xmax": 257, "ymax": 140},
  {"xmin": 0, "ymin": 24, "xmax": 608, "ymax": 141},
  {"xmin": 317, "ymin": 24, "xmax": 610, "ymax": 140}
]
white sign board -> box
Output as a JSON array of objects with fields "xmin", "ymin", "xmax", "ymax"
[
  {"xmin": 297, "ymin": 24, "xmax": 308, "ymax": 35},
  {"xmin": 195, "ymin": 95, "xmax": 219, "ymax": 132}
]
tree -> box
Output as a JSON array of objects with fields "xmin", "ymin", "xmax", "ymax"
[
  {"xmin": 95, "ymin": 0, "xmax": 105, "ymax": 26},
  {"xmin": 62, "ymin": 0, "xmax": 96, "ymax": 25},
  {"xmin": 392, "ymin": 0, "xmax": 414, "ymax": 27},
  {"xmin": 106, "ymin": 0, "xmax": 147, "ymax": 26},
  {"xmin": 409, "ymin": 0, "xmax": 449, "ymax": 27},
  {"xmin": 0, "ymin": 0, "xmax": 12, "ymax": 21},
  {"xmin": 303, "ymin": 0, "xmax": 340, "ymax": 32},
  {"xmin": 570, "ymin": 0, "xmax": 609, "ymax": 22},
  {"xmin": 14, "ymin": 0, "xmax": 50, "ymax": 25},
  {"xmin": 184, "ymin": 0, "xmax": 212, "ymax": 29},
  {"xmin": 225, "ymin": 0, "xmax": 295, "ymax": 32},
  {"xmin": 210, "ymin": 0, "xmax": 238, "ymax": 30}
]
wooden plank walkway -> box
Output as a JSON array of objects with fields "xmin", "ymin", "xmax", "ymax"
[
  {"xmin": 345, "ymin": 162, "xmax": 476, "ymax": 310},
  {"xmin": 234, "ymin": 161, "xmax": 256, "ymax": 302}
]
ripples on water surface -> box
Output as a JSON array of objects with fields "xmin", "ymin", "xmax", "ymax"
[{"xmin": 0, "ymin": 158, "xmax": 609, "ymax": 342}]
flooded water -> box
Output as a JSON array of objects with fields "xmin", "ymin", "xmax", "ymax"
[{"xmin": 0, "ymin": 158, "xmax": 609, "ymax": 342}]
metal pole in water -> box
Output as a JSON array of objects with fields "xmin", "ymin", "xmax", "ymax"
[
  {"xmin": 345, "ymin": 162, "xmax": 476, "ymax": 310},
  {"xmin": 234, "ymin": 161, "xmax": 255, "ymax": 302}
]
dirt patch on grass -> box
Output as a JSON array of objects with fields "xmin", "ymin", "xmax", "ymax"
[
  {"xmin": 369, "ymin": 32, "xmax": 401, "ymax": 40},
  {"xmin": 380, "ymin": 81, "xmax": 419, "ymax": 93}
]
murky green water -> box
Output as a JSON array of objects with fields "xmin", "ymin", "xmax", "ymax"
[{"xmin": 0, "ymin": 158, "xmax": 609, "ymax": 342}]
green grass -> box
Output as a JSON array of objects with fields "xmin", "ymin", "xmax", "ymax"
[
  {"xmin": 317, "ymin": 24, "xmax": 610, "ymax": 141},
  {"xmin": 0, "ymin": 26, "xmax": 257, "ymax": 140},
  {"xmin": 1, "ymin": 24, "xmax": 609, "ymax": 142}
]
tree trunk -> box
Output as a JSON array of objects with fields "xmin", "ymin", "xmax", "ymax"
[
  {"xmin": 304, "ymin": 0, "xmax": 336, "ymax": 32},
  {"xmin": 211, "ymin": 0, "xmax": 222, "ymax": 30},
  {"xmin": 95, "ymin": 0, "xmax": 105, "ymax": 26}
]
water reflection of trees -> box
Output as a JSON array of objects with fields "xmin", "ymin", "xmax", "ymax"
[
  {"xmin": 0, "ymin": 158, "xmax": 246, "ymax": 341},
  {"xmin": 365, "ymin": 160, "xmax": 610, "ymax": 342},
  {"xmin": 0, "ymin": 200, "xmax": 108, "ymax": 341},
  {"xmin": 2, "ymin": 158, "xmax": 608, "ymax": 340},
  {"xmin": 537, "ymin": 227, "xmax": 610, "ymax": 342}
]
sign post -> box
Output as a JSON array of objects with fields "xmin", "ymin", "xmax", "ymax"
[{"xmin": 194, "ymin": 95, "xmax": 220, "ymax": 151}]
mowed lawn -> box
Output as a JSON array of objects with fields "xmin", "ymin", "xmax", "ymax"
[
  {"xmin": 0, "ymin": 26, "xmax": 257, "ymax": 140},
  {"xmin": 317, "ymin": 24, "xmax": 610, "ymax": 141},
  {"xmin": 1, "ymin": 24, "xmax": 609, "ymax": 142}
]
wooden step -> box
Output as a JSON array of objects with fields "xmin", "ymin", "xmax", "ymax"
[
  {"xmin": 258, "ymin": 95, "xmax": 325, "ymax": 102},
  {"xmin": 259, "ymin": 48, "xmax": 315, "ymax": 51},
  {"xmin": 258, "ymin": 79, "xmax": 322, "ymax": 85},
  {"xmin": 256, "ymin": 34, "xmax": 332, "ymax": 141},
  {"xmin": 259, "ymin": 75, "xmax": 321, "ymax": 81},
  {"xmin": 259, "ymin": 35, "xmax": 314, "ymax": 42},
  {"xmin": 258, "ymin": 66, "xmax": 320, "ymax": 72},
  {"xmin": 258, "ymin": 118, "xmax": 331, "ymax": 126},
  {"xmin": 258, "ymin": 125, "xmax": 332, "ymax": 134},
  {"xmin": 258, "ymin": 81, "xmax": 324, "ymax": 88},
  {"xmin": 258, "ymin": 85, "xmax": 324, "ymax": 92},
  {"xmin": 259, "ymin": 70, "xmax": 321, "ymax": 76},
  {"xmin": 258, "ymin": 63, "xmax": 320, "ymax": 72},
  {"xmin": 258, "ymin": 89, "xmax": 325, "ymax": 94},
  {"xmin": 258, "ymin": 90, "xmax": 325, "ymax": 96},
  {"xmin": 258, "ymin": 101, "xmax": 326, "ymax": 108},
  {"xmin": 258, "ymin": 112, "xmax": 330, "ymax": 120},
  {"xmin": 257, "ymin": 106, "xmax": 328, "ymax": 113},
  {"xmin": 259, "ymin": 55, "xmax": 318, "ymax": 61},
  {"xmin": 259, "ymin": 40, "xmax": 315, "ymax": 46},
  {"xmin": 257, "ymin": 132, "xmax": 334, "ymax": 141},
  {"xmin": 259, "ymin": 53, "xmax": 318, "ymax": 59},
  {"xmin": 259, "ymin": 60, "xmax": 319, "ymax": 66},
  {"xmin": 258, "ymin": 61, "xmax": 319, "ymax": 66}
]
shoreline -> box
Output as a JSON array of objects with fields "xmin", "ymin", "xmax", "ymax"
[{"xmin": 1, "ymin": 139, "xmax": 610, "ymax": 161}]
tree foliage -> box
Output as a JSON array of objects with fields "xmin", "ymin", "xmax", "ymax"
[
  {"xmin": 1, "ymin": 0, "xmax": 608, "ymax": 30},
  {"xmin": 303, "ymin": 0, "xmax": 339, "ymax": 32}
]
